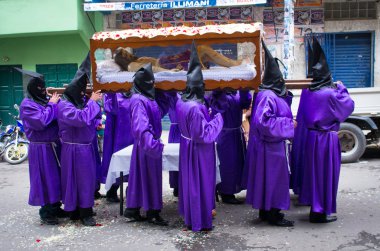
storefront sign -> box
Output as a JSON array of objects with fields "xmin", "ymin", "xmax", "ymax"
[{"xmin": 84, "ymin": 0, "xmax": 266, "ymax": 11}]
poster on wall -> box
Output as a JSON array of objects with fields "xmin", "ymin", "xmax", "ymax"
[
  {"xmin": 263, "ymin": 8, "xmax": 324, "ymax": 44},
  {"xmin": 310, "ymin": 9, "xmax": 324, "ymax": 24},
  {"xmin": 195, "ymin": 9, "xmax": 208, "ymax": 21},
  {"xmin": 267, "ymin": 0, "xmax": 322, "ymax": 7},
  {"xmin": 142, "ymin": 10, "xmax": 154, "ymax": 22},
  {"xmin": 119, "ymin": 5, "xmax": 255, "ymax": 28},
  {"xmin": 294, "ymin": 9, "xmax": 310, "ymax": 25},
  {"xmin": 185, "ymin": 8, "xmax": 197, "ymax": 21},
  {"xmin": 163, "ymin": 9, "xmax": 175, "ymax": 21}
]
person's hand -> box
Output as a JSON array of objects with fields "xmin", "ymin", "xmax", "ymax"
[
  {"xmin": 46, "ymin": 87, "xmax": 53, "ymax": 96},
  {"xmin": 90, "ymin": 90, "xmax": 102, "ymax": 102},
  {"xmin": 293, "ymin": 119, "xmax": 298, "ymax": 128},
  {"xmin": 49, "ymin": 92, "xmax": 60, "ymax": 104}
]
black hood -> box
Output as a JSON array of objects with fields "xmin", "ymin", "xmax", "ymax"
[
  {"xmin": 181, "ymin": 41, "xmax": 205, "ymax": 103},
  {"xmin": 131, "ymin": 63, "xmax": 155, "ymax": 100},
  {"xmin": 63, "ymin": 53, "xmax": 90, "ymax": 109},
  {"xmin": 14, "ymin": 67, "xmax": 48, "ymax": 106},
  {"xmin": 309, "ymin": 37, "xmax": 335, "ymax": 91},
  {"xmin": 307, "ymin": 40, "xmax": 313, "ymax": 78},
  {"xmin": 72, "ymin": 52, "xmax": 91, "ymax": 86},
  {"xmin": 259, "ymin": 41, "xmax": 287, "ymax": 97}
]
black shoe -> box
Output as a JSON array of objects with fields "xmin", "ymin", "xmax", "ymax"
[
  {"xmin": 124, "ymin": 208, "xmax": 146, "ymax": 221},
  {"xmin": 70, "ymin": 210, "xmax": 80, "ymax": 221},
  {"xmin": 267, "ymin": 209, "xmax": 292, "ymax": 227},
  {"xmin": 259, "ymin": 210, "xmax": 269, "ymax": 221},
  {"xmin": 173, "ymin": 188, "xmax": 178, "ymax": 197},
  {"xmin": 81, "ymin": 216, "xmax": 96, "ymax": 226},
  {"xmin": 56, "ymin": 208, "xmax": 70, "ymax": 218},
  {"xmin": 259, "ymin": 210, "xmax": 284, "ymax": 221},
  {"xmin": 94, "ymin": 191, "xmax": 104, "ymax": 200},
  {"xmin": 269, "ymin": 218, "xmax": 295, "ymax": 227},
  {"xmin": 201, "ymin": 227, "xmax": 214, "ymax": 232},
  {"xmin": 221, "ymin": 194, "xmax": 244, "ymax": 205},
  {"xmin": 146, "ymin": 210, "xmax": 169, "ymax": 226},
  {"xmin": 40, "ymin": 216, "xmax": 59, "ymax": 225},
  {"xmin": 106, "ymin": 185, "xmax": 120, "ymax": 202},
  {"xmin": 106, "ymin": 196, "xmax": 120, "ymax": 203},
  {"xmin": 309, "ymin": 212, "xmax": 337, "ymax": 223}
]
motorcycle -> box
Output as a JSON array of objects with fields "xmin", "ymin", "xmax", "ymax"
[{"xmin": 0, "ymin": 104, "xmax": 29, "ymax": 164}]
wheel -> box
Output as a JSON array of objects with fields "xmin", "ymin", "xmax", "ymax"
[
  {"xmin": 338, "ymin": 123, "xmax": 366, "ymax": 163},
  {"xmin": 4, "ymin": 142, "xmax": 29, "ymax": 164}
]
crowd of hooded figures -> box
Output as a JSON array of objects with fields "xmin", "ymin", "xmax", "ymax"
[{"xmin": 18, "ymin": 37, "xmax": 354, "ymax": 231}]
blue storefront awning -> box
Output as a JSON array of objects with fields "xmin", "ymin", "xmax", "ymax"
[{"xmin": 84, "ymin": 0, "xmax": 267, "ymax": 12}]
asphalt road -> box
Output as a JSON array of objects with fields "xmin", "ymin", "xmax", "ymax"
[{"xmin": 0, "ymin": 147, "xmax": 379, "ymax": 251}]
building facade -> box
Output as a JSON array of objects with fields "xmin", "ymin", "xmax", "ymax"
[{"xmin": 0, "ymin": 0, "xmax": 102, "ymax": 124}]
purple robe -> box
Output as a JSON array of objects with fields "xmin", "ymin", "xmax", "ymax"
[
  {"xmin": 58, "ymin": 99, "xmax": 101, "ymax": 211},
  {"xmin": 241, "ymin": 92, "xmax": 258, "ymax": 190},
  {"xmin": 167, "ymin": 92, "xmax": 181, "ymax": 189},
  {"xmin": 94, "ymin": 118, "xmax": 102, "ymax": 185},
  {"xmin": 299, "ymin": 83, "xmax": 354, "ymax": 215},
  {"xmin": 100, "ymin": 94, "xmax": 116, "ymax": 184},
  {"xmin": 101, "ymin": 93, "xmax": 134, "ymax": 184},
  {"xmin": 126, "ymin": 94, "xmax": 165, "ymax": 211},
  {"xmin": 290, "ymin": 90, "xmax": 308, "ymax": 194},
  {"xmin": 209, "ymin": 91, "xmax": 252, "ymax": 195},
  {"xmin": 246, "ymin": 90, "xmax": 294, "ymax": 211},
  {"xmin": 176, "ymin": 99, "xmax": 224, "ymax": 231},
  {"xmin": 20, "ymin": 99, "xmax": 61, "ymax": 206}
]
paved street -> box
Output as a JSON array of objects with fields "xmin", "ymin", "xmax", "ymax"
[{"xmin": 0, "ymin": 145, "xmax": 379, "ymax": 251}]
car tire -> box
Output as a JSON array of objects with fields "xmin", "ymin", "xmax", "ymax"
[{"xmin": 339, "ymin": 122, "xmax": 366, "ymax": 163}]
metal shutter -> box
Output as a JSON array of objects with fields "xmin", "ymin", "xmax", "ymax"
[{"xmin": 305, "ymin": 32, "xmax": 373, "ymax": 88}]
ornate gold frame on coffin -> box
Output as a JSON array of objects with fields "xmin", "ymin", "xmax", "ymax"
[{"xmin": 90, "ymin": 23, "xmax": 264, "ymax": 92}]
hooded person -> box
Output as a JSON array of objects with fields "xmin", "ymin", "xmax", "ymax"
[
  {"xmin": 290, "ymin": 40, "xmax": 313, "ymax": 195},
  {"xmin": 245, "ymin": 41, "xmax": 295, "ymax": 227},
  {"xmin": 57, "ymin": 53, "xmax": 102, "ymax": 227},
  {"xmin": 298, "ymin": 37, "xmax": 354, "ymax": 223},
  {"xmin": 208, "ymin": 87, "xmax": 252, "ymax": 204},
  {"xmin": 18, "ymin": 68, "xmax": 67, "ymax": 225},
  {"xmin": 62, "ymin": 53, "xmax": 103, "ymax": 200},
  {"xmin": 176, "ymin": 41, "xmax": 224, "ymax": 231},
  {"xmin": 165, "ymin": 91, "xmax": 181, "ymax": 197},
  {"xmin": 101, "ymin": 91, "xmax": 134, "ymax": 203},
  {"xmin": 124, "ymin": 63, "xmax": 170, "ymax": 226}
]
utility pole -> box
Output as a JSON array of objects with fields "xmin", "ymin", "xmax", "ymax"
[{"xmin": 283, "ymin": 0, "xmax": 295, "ymax": 79}]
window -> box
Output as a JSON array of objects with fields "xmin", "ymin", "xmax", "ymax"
[
  {"xmin": 325, "ymin": 1, "xmax": 377, "ymax": 20},
  {"xmin": 36, "ymin": 64, "xmax": 78, "ymax": 88}
]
